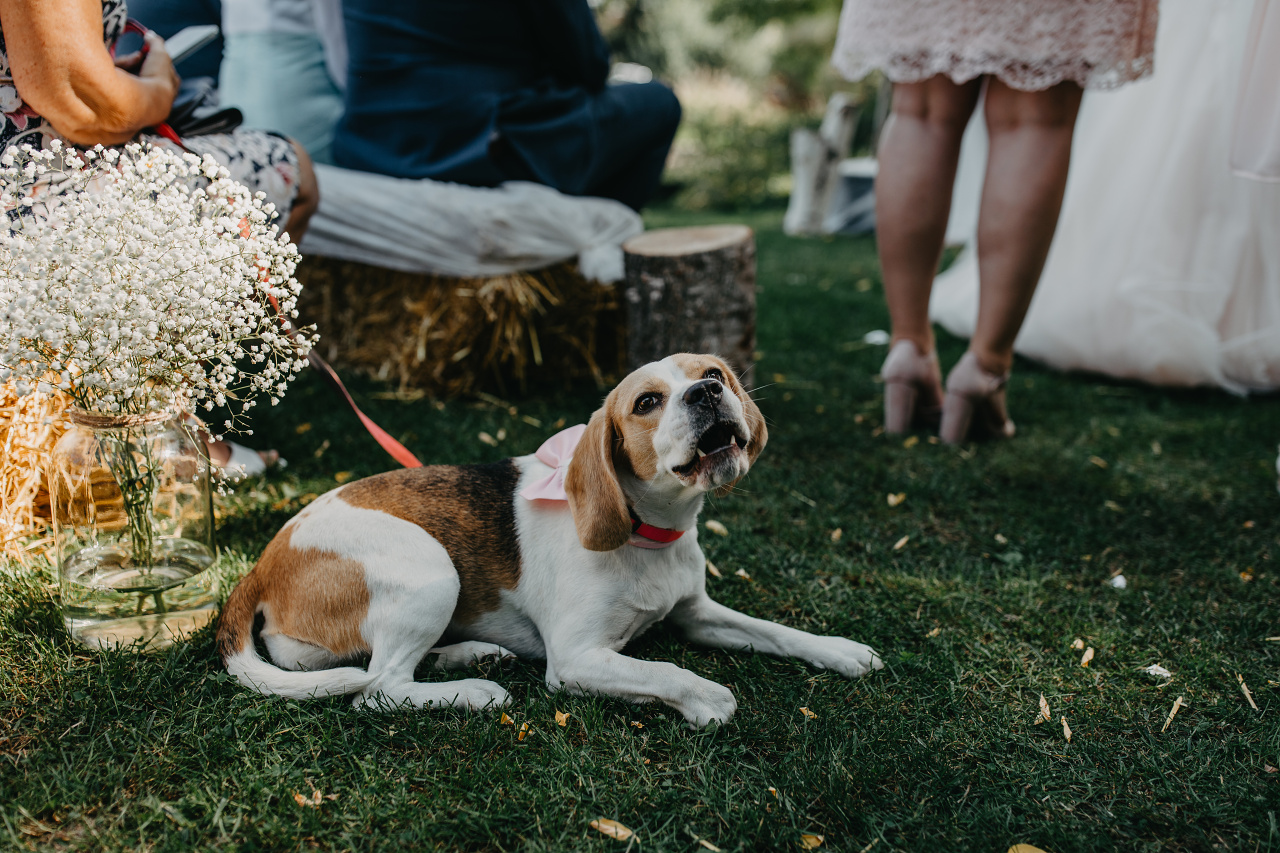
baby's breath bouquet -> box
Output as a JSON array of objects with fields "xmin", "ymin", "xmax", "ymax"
[
  {"xmin": 0, "ymin": 140, "xmax": 312, "ymax": 420},
  {"xmin": 0, "ymin": 142, "xmax": 315, "ymax": 629}
]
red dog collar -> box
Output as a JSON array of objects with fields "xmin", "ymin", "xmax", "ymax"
[{"xmin": 628, "ymin": 509, "xmax": 684, "ymax": 550}]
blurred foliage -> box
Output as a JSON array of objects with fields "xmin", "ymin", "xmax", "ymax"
[
  {"xmin": 594, "ymin": 0, "xmax": 887, "ymax": 210},
  {"xmin": 596, "ymin": 0, "xmax": 852, "ymax": 108},
  {"xmin": 707, "ymin": 0, "xmax": 843, "ymax": 25},
  {"xmin": 667, "ymin": 113, "xmax": 798, "ymax": 211}
]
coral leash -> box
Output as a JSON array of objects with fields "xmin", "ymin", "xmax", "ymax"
[
  {"xmin": 303, "ymin": 348, "xmax": 423, "ymax": 468},
  {"xmin": 266, "ymin": 293, "xmax": 423, "ymax": 469}
]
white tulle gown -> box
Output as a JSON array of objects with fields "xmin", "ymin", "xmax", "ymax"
[{"xmin": 930, "ymin": 0, "xmax": 1280, "ymax": 395}]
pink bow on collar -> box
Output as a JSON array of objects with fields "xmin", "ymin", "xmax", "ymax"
[
  {"xmin": 519, "ymin": 423, "xmax": 587, "ymax": 501},
  {"xmin": 519, "ymin": 423, "xmax": 686, "ymax": 550}
]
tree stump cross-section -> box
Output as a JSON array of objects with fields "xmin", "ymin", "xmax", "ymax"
[{"xmin": 621, "ymin": 224, "xmax": 757, "ymax": 387}]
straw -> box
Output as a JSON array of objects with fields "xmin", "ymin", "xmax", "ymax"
[
  {"xmin": 294, "ymin": 258, "xmax": 624, "ymax": 397},
  {"xmin": 0, "ymin": 383, "xmax": 71, "ymax": 563}
]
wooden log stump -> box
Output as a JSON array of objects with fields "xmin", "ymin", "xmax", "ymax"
[{"xmin": 622, "ymin": 225, "xmax": 757, "ymax": 386}]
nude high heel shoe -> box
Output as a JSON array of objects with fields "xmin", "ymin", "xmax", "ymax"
[
  {"xmin": 939, "ymin": 351, "xmax": 1017, "ymax": 444},
  {"xmin": 881, "ymin": 340, "xmax": 943, "ymax": 434}
]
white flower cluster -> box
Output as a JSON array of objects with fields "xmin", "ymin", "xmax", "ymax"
[{"xmin": 0, "ymin": 141, "xmax": 316, "ymax": 430}]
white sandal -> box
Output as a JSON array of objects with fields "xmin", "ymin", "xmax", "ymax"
[{"xmin": 218, "ymin": 441, "xmax": 286, "ymax": 482}]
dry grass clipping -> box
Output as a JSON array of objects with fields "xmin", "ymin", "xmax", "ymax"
[
  {"xmin": 295, "ymin": 258, "xmax": 624, "ymax": 396},
  {"xmin": 0, "ymin": 382, "xmax": 71, "ymax": 563}
]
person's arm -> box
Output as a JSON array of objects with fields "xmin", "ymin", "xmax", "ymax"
[
  {"xmin": 0, "ymin": 0, "xmax": 179, "ymax": 146},
  {"xmin": 528, "ymin": 0, "xmax": 610, "ymax": 92}
]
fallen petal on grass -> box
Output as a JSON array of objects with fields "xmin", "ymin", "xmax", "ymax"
[
  {"xmin": 925, "ymin": 627, "xmax": 941, "ymax": 638},
  {"xmin": 902, "ymin": 436, "xmax": 919, "ymax": 449},
  {"xmin": 734, "ymin": 568, "xmax": 752, "ymax": 580},
  {"xmin": 293, "ymin": 790, "xmax": 322, "ymax": 808},
  {"xmin": 1108, "ymin": 575, "xmax": 1128, "ymax": 589},
  {"xmin": 887, "ymin": 492, "xmax": 906, "ymax": 507},
  {"xmin": 705, "ymin": 520, "xmax": 729, "ymax": 537},
  {"xmin": 1081, "ymin": 647, "xmax": 1095, "ymax": 667},
  {"xmin": 499, "ymin": 713, "xmax": 514, "ymax": 725},
  {"xmin": 800, "ymin": 834, "xmax": 824, "ymax": 849},
  {"xmin": 799, "ymin": 707, "xmax": 817, "ymax": 720},
  {"xmin": 478, "ymin": 431, "xmax": 498, "ymax": 447},
  {"xmin": 893, "ymin": 535, "xmax": 909, "ymax": 551},
  {"xmin": 1237, "ymin": 673, "xmax": 1259, "ymax": 710},
  {"xmin": 1162, "ymin": 696, "xmax": 1186, "ymax": 733},
  {"xmin": 1061, "ymin": 716, "xmax": 1072, "ymax": 743},
  {"xmin": 555, "ymin": 710, "xmax": 569, "ymax": 727},
  {"xmin": 1071, "ymin": 638, "xmax": 1085, "ymax": 650},
  {"xmin": 706, "ymin": 560, "xmax": 722, "ymax": 578},
  {"xmin": 517, "ymin": 722, "xmax": 530, "ymax": 741},
  {"xmin": 830, "ymin": 528, "xmax": 843, "ymax": 542},
  {"xmin": 1036, "ymin": 694, "xmax": 1051, "ymax": 725},
  {"xmin": 698, "ymin": 840, "xmax": 723, "ymax": 852},
  {"xmin": 590, "ymin": 819, "xmax": 633, "ymax": 841},
  {"xmin": 1142, "ymin": 664, "xmax": 1172, "ymax": 679}
]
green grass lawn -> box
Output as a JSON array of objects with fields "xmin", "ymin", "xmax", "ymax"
[{"xmin": 2, "ymin": 208, "xmax": 1278, "ymax": 852}]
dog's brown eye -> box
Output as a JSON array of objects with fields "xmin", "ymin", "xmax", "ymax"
[
  {"xmin": 703, "ymin": 367, "xmax": 724, "ymax": 382},
  {"xmin": 633, "ymin": 393, "xmax": 663, "ymax": 415}
]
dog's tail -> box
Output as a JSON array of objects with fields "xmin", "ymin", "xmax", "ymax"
[{"xmin": 217, "ymin": 569, "xmax": 377, "ymax": 700}]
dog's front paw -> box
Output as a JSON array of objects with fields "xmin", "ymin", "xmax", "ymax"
[
  {"xmin": 806, "ymin": 636, "xmax": 884, "ymax": 678},
  {"xmin": 679, "ymin": 681, "xmax": 738, "ymax": 727}
]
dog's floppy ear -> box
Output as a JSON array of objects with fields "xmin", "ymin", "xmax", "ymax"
[
  {"xmin": 565, "ymin": 405, "xmax": 632, "ymax": 551},
  {"xmin": 718, "ymin": 362, "xmax": 769, "ymax": 496}
]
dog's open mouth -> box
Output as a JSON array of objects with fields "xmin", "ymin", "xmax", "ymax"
[{"xmin": 673, "ymin": 421, "xmax": 746, "ymax": 478}]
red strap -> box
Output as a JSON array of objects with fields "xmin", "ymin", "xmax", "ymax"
[
  {"xmin": 152, "ymin": 122, "xmax": 187, "ymax": 151},
  {"xmin": 305, "ymin": 349, "xmax": 423, "ymax": 468},
  {"xmin": 630, "ymin": 511, "xmax": 684, "ymax": 544}
]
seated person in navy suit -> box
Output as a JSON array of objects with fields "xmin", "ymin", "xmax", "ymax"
[{"xmin": 332, "ymin": 0, "xmax": 681, "ymax": 211}]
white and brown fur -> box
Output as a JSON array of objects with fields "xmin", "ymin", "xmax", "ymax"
[{"xmin": 218, "ymin": 354, "xmax": 882, "ymax": 726}]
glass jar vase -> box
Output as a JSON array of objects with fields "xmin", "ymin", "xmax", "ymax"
[{"xmin": 49, "ymin": 410, "xmax": 217, "ymax": 651}]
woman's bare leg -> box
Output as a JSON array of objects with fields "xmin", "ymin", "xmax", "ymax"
[
  {"xmin": 876, "ymin": 75, "xmax": 982, "ymax": 356},
  {"xmin": 971, "ymin": 78, "xmax": 1083, "ymax": 375},
  {"xmin": 281, "ymin": 140, "xmax": 319, "ymax": 243}
]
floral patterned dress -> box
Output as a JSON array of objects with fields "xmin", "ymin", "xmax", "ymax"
[{"xmin": 0, "ymin": 0, "xmax": 301, "ymax": 219}]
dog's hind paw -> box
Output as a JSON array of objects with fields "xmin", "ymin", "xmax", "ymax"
[
  {"xmin": 428, "ymin": 641, "xmax": 518, "ymax": 671},
  {"xmin": 354, "ymin": 678, "xmax": 511, "ymax": 712}
]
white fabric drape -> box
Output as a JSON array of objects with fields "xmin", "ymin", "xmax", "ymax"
[
  {"xmin": 300, "ymin": 167, "xmax": 643, "ymax": 282},
  {"xmin": 1231, "ymin": 0, "xmax": 1280, "ymax": 180}
]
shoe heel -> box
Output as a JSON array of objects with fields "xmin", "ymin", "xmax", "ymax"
[
  {"xmin": 939, "ymin": 392, "xmax": 974, "ymax": 445},
  {"xmin": 884, "ymin": 381, "xmax": 918, "ymax": 434}
]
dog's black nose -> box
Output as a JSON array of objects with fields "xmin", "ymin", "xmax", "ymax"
[{"xmin": 683, "ymin": 378, "xmax": 723, "ymax": 408}]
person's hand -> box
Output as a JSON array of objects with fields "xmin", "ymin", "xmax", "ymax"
[{"xmin": 132, "ymin": 30, "xmax": 180, "ymax": 108}]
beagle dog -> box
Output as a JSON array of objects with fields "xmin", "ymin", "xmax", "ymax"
[{"xmin": 218, "ymin": 353, "xmax": 882, "ymax": 726}]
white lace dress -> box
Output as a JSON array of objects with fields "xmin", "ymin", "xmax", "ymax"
[{"xmin": 833, "ymin": 0, "xmax": 1160, "ymax": 91}]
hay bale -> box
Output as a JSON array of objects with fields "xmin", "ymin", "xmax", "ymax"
[
  {"xmin": 0, "ymin": 383, "xmax": 71, "ymax": 563},
  {"xmin": 294, "ymin": 258, "xmax": 625, "ymax": 396}
]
